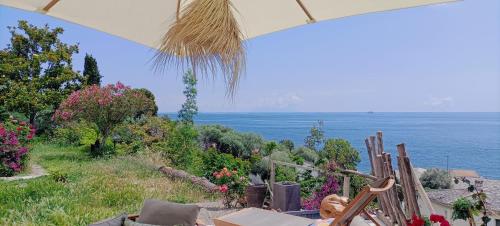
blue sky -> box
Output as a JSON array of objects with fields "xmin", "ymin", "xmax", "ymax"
[{"xmin": 1, "ymin": 0, "xmax": 499, "ymax": 112}]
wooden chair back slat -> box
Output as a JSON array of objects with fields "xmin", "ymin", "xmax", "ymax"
[{"xmin": 329, "ymin": 177, "xmax": 394, "ymax": 226}]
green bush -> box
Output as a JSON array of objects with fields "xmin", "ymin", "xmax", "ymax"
[
  {"xmin": 420, "ymin": 168, "xmax": 451, "ymax": 189},
  {"xmin": 299, "ymin": 170, "xmax": 325, "ymax": 198},
  {"xmin": 197, "ymin": 125, "xmax": 264, "ymax": 159},
  {"xmin": 452, "ymin": 197, "xmax": 476, "ymax": 222},
  {"xmin": 219, "ymin": 132, "xmax": 245, "ymax": 157},
  {"xmin": 240, "ymin": 133, "xmax": 264, "ymax": 158},
  {"xmin": 155, "ymin": 123, "xmax": 199, "ymax": 169},
  {"xmin": 33, "ymin": 108, "xmax": 56, "ymax": 135},
  {"xmin": 252, "ymin": 151, "xmax": 297, "ymax": 181},
  {"xmin": 293, "ymin": 146, "xmax": 319, "ymax": 163},
  {"xmin": 112, "ymin": 116, "xmax": 173, "ymax": 153},
  {"xmin": 320, "ymin": 138, "xmax": 360, "ymax": 170},
  {"xmin": 201, "ymin": 149, "xmax": 250, "ymax": 180},
  {"xmin": 279, "ymin": 139, "xmax": 294, "ymax": 151},
  {"xmin": 52, "ymin": 120, "xmax": 98, "ymax": 146}
]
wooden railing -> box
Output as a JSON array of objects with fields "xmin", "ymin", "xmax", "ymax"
[{"xmin": 269, "ymin": 160, "xmax": 376, "ymax": 198}]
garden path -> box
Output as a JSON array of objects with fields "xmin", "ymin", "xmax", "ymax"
[{"xmin": 0, "ymin": 164, "xmax": 47, "ymax": 181}]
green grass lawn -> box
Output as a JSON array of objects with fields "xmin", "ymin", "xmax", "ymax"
[{"xmin": 0, "ymin": 143, "xmax": 216, "ymax": 225}]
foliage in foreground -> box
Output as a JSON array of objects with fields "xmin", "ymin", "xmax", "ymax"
[
  {"xmin": 452, "ymin": 177, "xmax": 491, "ymax": 226},
  {"xmin": 0, "ymin": 143, "xmax": 215, "ymax": 225}
]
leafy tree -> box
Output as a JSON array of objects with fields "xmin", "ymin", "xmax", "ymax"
[
  {"xmin": 320, "ymin": 138, "xmax": 360, "ymax": 170},
  {"xmin": 54, "ymin": 82, "xmax": 156, "ymax": 156},
  {"xmin": 240, "ymin": 133, "xmax": 264, "ymax": 158},
  {"xmin": 83, "ymin": 53, "xmax": 102, "ymax": 86},
  {"xmin": 0, "ymin": 20, "xmax": 83, "ymax": 124},
  {"xmin": 219, "ymin": 132, "xmax": 245, "ymax": 157},
  {"xmin": 134, "ymin": 88, "xmax": 158, "ymax": 116},
  {"xmin": 293, "ymin": 146, "xmax": 319, "ymax": 163},
  {"xmin": 279, "ymin": 139, "xmax": 295, "ymax": 151},
  {"xmin": 420, "ymin": 168, "xmax": 451, "ymax": 189},
  {"xmin": 198, "ymin": 125, "xmax": 225, "ymax": 149},
  {"xmin": 0, "ymin": 106, "xmax": 8, "ymax": 121},
  {"xmin": 262, "ymin": 141, "xmax": 279, "ymax": 156},
  {"xmin": 178, "ymin": 69, "xmax": 198, "ymax": 124},
  {"xmin": 304, "ymin": 120, "xmax": 325, "ymax": 151}
]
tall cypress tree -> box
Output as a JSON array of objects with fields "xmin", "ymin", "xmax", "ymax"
[
  {"xmin": 83, "ymin": 53, "xmax": 102, "ymax": 86},
  {"xmin": 178, "ymin": 69, "xmax": 198, "ymax": 124}
]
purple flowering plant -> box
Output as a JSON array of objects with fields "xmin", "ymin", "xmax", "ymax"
[
  {"xmin": 302, "ymin": 175, "xmax": 340, "ymax": 210},
  {"xmin": 0, "ymin": 116, "xmax": 35, "ymax": 176}
]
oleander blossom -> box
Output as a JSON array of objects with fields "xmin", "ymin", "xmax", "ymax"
[{"xmin": 53, "ymin": 82, "xmax": 156, "ymax": 155}]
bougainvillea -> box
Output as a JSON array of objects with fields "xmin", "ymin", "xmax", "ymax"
[
  {"xmin": 212, "ymin": 167, "xmax": 249, "ymax": 208},
  {"xmin": 0, "ymin": 117, "xmax": 35, "ymax": 176},
  {"xmin": 302, "ymin": 175, "xmax": 340, "ymax": 210},
  {"xmin": 53, "ymin": 82, "xmax": 156, "ymax": 155}
]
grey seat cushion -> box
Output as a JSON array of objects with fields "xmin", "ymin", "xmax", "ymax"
[
  {"xmin": 137, "ymin": 199, "xmax": 200, "ymax": 226},
  {"xmin": 124, "ymin": 219, "xmax": 159, "ymax": 226},
  {"xmin": 89, "ymin": 213, "xmax": 127, "ymax": 226}
]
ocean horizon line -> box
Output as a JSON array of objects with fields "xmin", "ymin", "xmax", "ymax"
[{"xmin": 160, "ymin": 111, "xmax": 500, "ymax": 114}]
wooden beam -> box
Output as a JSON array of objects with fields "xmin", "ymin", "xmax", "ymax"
[
  {"xmin": 270, "ymin": 160, "xmax": 275, "ymax": 191},
  {"xmin": 272, "ymin": 160, "xmax": 378, "ymax": 181},
  {"xmin": 42, "ymin": 0, "xmax": 60, "ymax": 12},
  {"xmin": 343, "ymin": 176, "xmax": 351, "ymax": 198},
  {"xmin": 295, "ymin": 0, "xmax": 316, "ymax": 23},
  {"xmin": 365, "ymin": 138, "xmax": 375, "ymax": 175}
]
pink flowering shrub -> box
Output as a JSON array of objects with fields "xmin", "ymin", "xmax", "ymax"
[
  {"xmin": 212, "ymin": 167, "xmax": 249, "ymax": 208},
  {"xmin": 0, "ymin": 117, "xmax": 35, "ymax": 176},
  {"xmin": 53, "ymin": 82, "xmax": 155, "ymax": 155},
  {"xmin": 302, "ymin": 175, "xmax": 340, "ymax": 210}
]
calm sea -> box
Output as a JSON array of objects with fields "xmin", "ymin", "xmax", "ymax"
[{"xmin": 165, "ymin": 112, "xmax": 500, "ymax": 179}]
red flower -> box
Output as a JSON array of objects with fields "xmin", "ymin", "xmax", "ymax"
[
  {"xmin": 219, "ymin": 184, "xmax": 228, "ymax": 193},
  {"xmin": 430, "ymin": 214, "xmax": 445, "ymax": 223},
  {"xmin": 408, "ymin": 214, "xmax": 425, "ymax": 226},
  {"xmin": 430, "ymin": 214, "xmax": 450, "ymax": 226},
  {"xmin": 16, "ymin": 127, "xmax": 22, "ymax": 131},
  {"xmin": 19, "ymin": 121, "xmax": 26, "ymax": 126},
  {"xmin": 440, "ymin": 221, "xmax": 451, "ymax": 226}
]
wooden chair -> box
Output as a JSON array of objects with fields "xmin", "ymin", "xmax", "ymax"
[{"xmin": 323, "ymin": 176, "xmax": 395, "ymax": 226}]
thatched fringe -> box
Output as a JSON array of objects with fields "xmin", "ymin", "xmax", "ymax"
[{"xmin": 154, "ymin": 0, "xmax": 245, "ymax": 96}]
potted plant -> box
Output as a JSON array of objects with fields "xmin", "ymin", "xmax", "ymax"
[{"xmin": 273, "ymin": 181, "xmax": 301, "ymax": 211}]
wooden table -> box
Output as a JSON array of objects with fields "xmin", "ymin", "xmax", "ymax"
[{"xmin": 213, "ymin": 208, "xmax": 315, "ymax": 226}]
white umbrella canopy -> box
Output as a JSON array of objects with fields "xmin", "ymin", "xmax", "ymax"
[
  {"xmin": 1, "ymin": 0, "xmax": 457, "ymax": 93},
  {"xmin": 0, "ymin": 0, "xmax": 455, "ymax": 49}
]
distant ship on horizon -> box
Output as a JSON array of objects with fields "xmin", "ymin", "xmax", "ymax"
[{"xmin": 368, "ymin": 111, "xmax": 374, "ymax": 114}]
